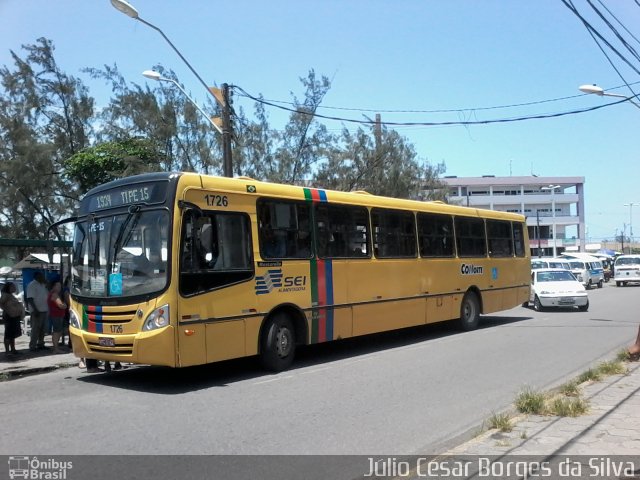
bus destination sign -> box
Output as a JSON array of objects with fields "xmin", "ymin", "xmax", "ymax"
[{"xmin": 84, "ymin": 182, "xmax": 168, "ymax": 212}]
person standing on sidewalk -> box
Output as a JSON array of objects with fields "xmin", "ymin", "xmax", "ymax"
[
  {"xmin": 1, "ymin": 282, "xmax": 25, "ymax": 354},
  {"xmin": 47, "ymin": 281, "xmax": 67, "ymax": 354},
  {"xmin": 26, "ymin": 272, "xmax": 49, "ymax": 351},
  {"xmin": 629, "ymin": 325, "xmax": 640, "ymax": 361}
]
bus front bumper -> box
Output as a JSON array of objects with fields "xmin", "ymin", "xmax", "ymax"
[{"xmin": 69, "ymin": 326, "xmax": 177, "ymax": 367}]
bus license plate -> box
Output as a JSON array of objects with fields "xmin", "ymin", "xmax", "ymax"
[{"xmin": 99, "ymin": 337, "xmax": 115, "ymax": 347}]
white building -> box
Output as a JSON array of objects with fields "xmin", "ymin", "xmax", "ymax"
[{"xmin": 441, "ymin": 176, "xmax": 586, "ymax": 256}]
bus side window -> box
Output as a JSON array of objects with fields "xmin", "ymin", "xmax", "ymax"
[
  {"xmin": 257, "ymin": 200, "xmax": 311, "ymax": 259},
  {"xmin": 314, "ymin": 204, "xmax": 370, "ymax": 259},
  {"xmin": 179, "ymin": 210, "xmax": 253, "ymax": 296}
]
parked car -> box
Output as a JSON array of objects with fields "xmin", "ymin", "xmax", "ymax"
[
  {"xmin": 525, "ymin": 268, "xmax": 589, "ymax": 312},
  {"xmin": 614, "ymin": 254, "xmax": 640, "ymax": 286}
]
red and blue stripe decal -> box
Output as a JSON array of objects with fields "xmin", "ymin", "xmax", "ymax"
[
  {"xmin": 304, "ymin": 188, "xmax": 334, "ymax": 343},
  {"xmin": 82, "ymin": 305, "xmax": 104, "ymax": 333}
]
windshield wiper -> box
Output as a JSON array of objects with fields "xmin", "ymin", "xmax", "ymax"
[{"xmin": 110, "ymin": 205, "xmax": 141, "ymax": 275}]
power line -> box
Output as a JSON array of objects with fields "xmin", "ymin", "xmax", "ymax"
[
  {"xmin": 233, "ymin": 80, "xmax": 640, "ymax": 115},
  {"xmin": 232, "ymin": 85, "xmax": 632, "ymax": 127},
  {"xmin": 562, "ymin": 0, "xmax": 640, "ymax": 85}
]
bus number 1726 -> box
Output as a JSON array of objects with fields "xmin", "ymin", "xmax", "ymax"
[{"xmin": 204, "ymin": 194, "xmax": 229, "ymax": 207}]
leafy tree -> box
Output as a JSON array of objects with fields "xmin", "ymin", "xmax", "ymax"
[
  {"xmin": 65, "ymin": 138, "xmax": 162, "ymax": 193},
  {"xmin": 85, "ymin": 64, "xmax": 221, "ymax": 174},
  {"xmin": 315, "ymin": 123, "xmax": 447, "ymax": 200},
  {"xmin": 0, "ymin": 38, "xmax": 94, "ymax": 245},
  {"xmin": 234, "ymin": 70, "xmax": 335, "ymax": 183}
]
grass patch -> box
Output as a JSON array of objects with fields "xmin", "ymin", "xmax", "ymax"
[
  {"xmin": 596, "ymin": 360, "xmax": 627, "ymax": 376},
  {"xmin": 488, "ymin": 412, "xmax": 513, "ymax": 432},
  {"xmin": 548, "ymin": 397, "xmax": 589, "ymax": 417},
  {"xmin": 558, "ymin": 380, "xmax": 580, "ymax": 397},
  {"xmin": 616, "ymin": 349, "xmax": 631, "ymax": 362},
  {"xmin": 576, "ymin": 368, "xmax": 602, "ymax": 384},
  {"xmin": 515, "ymin": 388, "xmax": 546, "ymax": 414}
]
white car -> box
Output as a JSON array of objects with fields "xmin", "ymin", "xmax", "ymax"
[{"xmin": 525, "ymin": 268, "xmax": 589, "ymax": 312}]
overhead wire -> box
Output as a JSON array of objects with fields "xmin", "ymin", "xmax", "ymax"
[
  {"xmin": 595, "ymin": 0, "xmax": 640, "ymax": 48},
  {"xmin": 561, "ymin": 0, "xmax": 640, "ymax": 99},
  {"xmin": 232, "ymin": 84, "xmax": 633, "ymax": 128}
]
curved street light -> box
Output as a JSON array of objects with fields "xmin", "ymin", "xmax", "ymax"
[
  {"xmin": 143, "ymin": 70, "xmax": 223, "ymax": 134},
  {"xmin": 579, "ymin": 84, "xmax": 640, "ymax": 109},
  {"xmin": 112, "ymin": 0, "xmax": 233, "ymax": 177}
]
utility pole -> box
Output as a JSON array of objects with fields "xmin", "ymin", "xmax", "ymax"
[
  {"xmin": 536, "ymin": 210, "xmax": 541, "ymax": 257},
  {"xmin": 210, "ymin": 84, "xmax": 234, "ymax": 177},
  {"xmin": 221, "ymin": 83, "xmax": 233, "ymax": 178}
]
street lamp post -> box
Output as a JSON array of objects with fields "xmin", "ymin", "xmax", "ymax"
[
  {"xmin": 541, "ymin": 185, "xmax": 561, "ymax": 256},
  {"xmin": 578, "ymin": 84, "xmax": 640, "ymax": 110},
  {"xmin": 142, "ymin": 70, "xmax": 223, "ymax": 134},
  {"xmin": 111, "ymin": 0, "xmax": 233, "ymax": 177},
  {"xmin": 624, "ymin": 202, "xmax": 639, "ymax": 253}
]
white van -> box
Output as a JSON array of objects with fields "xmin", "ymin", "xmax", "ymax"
[
  {"xmin": 614, "ymin": 254, "xmax": 640, "ymax": 286},
  {"xmin": 531, "ymin": 257, "xmax": 571, "ymax": 271},
  {"xmin": 560, "ymin": 253, "xmax": 605, "ymax": 289}
]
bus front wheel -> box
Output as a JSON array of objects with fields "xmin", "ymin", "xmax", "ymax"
[
  {"xmin": 260, "ymin": 313, "xmax": 296, "ymax": 372},
  {"xmin": 459, "ymin": 292, "xmax": 480, "ymax": 331}
]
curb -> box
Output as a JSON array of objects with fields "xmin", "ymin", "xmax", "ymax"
[{"xmin": 1, "ymin": 361, "xmax": 79, "ymax": 381}]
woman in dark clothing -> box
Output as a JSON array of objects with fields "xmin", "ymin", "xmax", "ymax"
[{"xmin": 1, "ymin": 282, "xmax": 24, "ymax": 354}]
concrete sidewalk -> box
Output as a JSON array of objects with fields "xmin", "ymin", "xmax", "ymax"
[
  {"xmin": 0, "ymin": 321, "xmax": 80, "ymax": 379},
  {"xmin": 444, "ymin": 359, "xmax": 640, "ymax": 456}
]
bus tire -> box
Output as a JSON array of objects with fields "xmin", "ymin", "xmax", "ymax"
[
  {"xmin": 458, "ymin": 292, "xmax": 480, "ymax": 331},
  {"xmin": 597, "ymin": 279, "xmax": 603, "ymax": 288},
  {"xmin": 260, "ymin": 313, "xmax": 296, "ymax": 372},
  {"xmin": 616, "ymin": 281, "xmax": 621, "ymax": 287}
]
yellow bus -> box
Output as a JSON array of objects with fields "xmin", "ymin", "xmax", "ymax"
[{"xmin": 67, "ymin": 172, "xmax": 530, "ymax": 371}]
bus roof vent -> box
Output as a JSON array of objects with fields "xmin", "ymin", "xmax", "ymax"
[{"xmin": 352, "ymin": 190, "xmax": 371, "ymax": 195}]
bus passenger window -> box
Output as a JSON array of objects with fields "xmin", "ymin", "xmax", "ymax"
[
  {"xmin": 258, "ymin": 200, "xmax": 312, "ymax": 259},
  {"xmin": 487, "ymin": 220, "xmax": 514, "ymax": 257},
  {"xmin": 179, "ymin": 210, "xmax": 253, "ymax": 296},
  {"xmin": 418, "ymin": 213, "xmax": 454, "ymax": 258},
  {"xmin": 372, "ymin": 208, "xmax": 416, "ymax": 258},
  {"xmin": 314, "ymin": 204, "xmax": 370, "ymax": 259}
]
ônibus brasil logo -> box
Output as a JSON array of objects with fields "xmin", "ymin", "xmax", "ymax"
[{"xmin": 8, "ymin": 456, "xmax": 73, "ymax": 479}]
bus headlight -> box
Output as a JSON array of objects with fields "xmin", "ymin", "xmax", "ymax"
[
  {"xmin": 69, "ymin": 309, "xmax": 81, "ymax": 329},
  {"xmin": 143, "ymin": 305, "xmax": 170, "ymax": 331}
]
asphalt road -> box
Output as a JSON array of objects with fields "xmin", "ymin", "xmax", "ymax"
[{"xmin": 1, "ymin": 283, "xmax": 638, "ymax": 456}]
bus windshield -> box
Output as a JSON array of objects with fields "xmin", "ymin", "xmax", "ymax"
[{"xmin": 71, "ymin": 209, "xmax": 170, "ymax": 299}]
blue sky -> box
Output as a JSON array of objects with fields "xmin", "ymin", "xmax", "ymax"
[{"xmin": 1, "ymin": 0, "xmax": 638, "ymax": 241}]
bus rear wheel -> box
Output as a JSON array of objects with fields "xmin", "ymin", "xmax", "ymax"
[
  {"xmin": 458, "ymin": 292, "xmax": 480, "ymax": 331},
  {"xmin": 260, "ymin": 313, "xmax": 296, "ymax": 372}
]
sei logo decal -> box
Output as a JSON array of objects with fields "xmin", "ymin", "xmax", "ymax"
[{"xmin": 255, "ymin": 269, "xmax": 307, "ymax": 295}]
